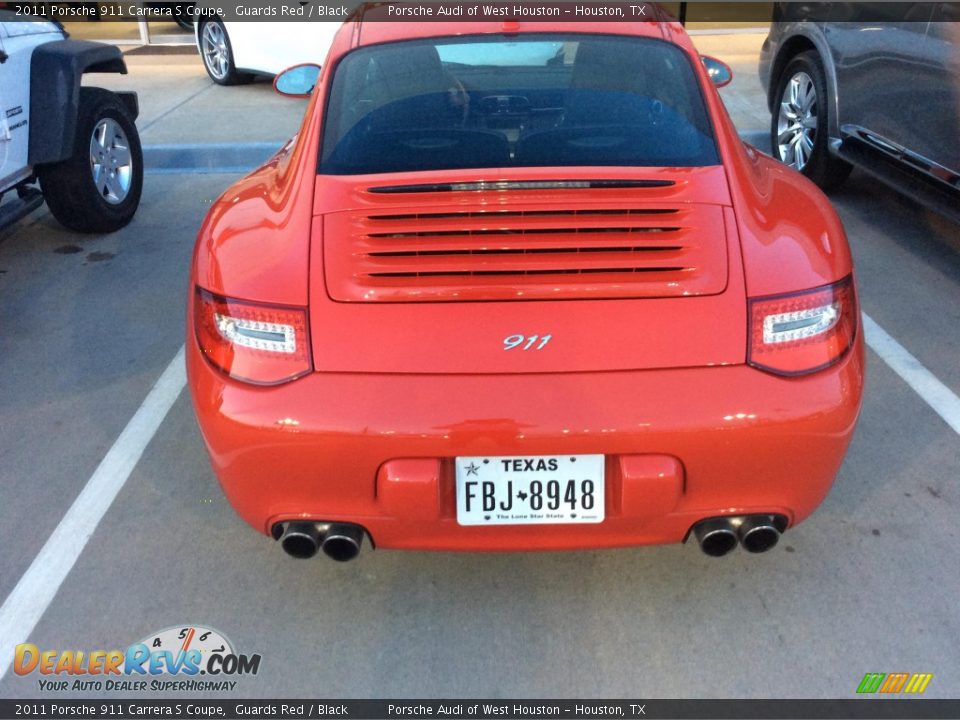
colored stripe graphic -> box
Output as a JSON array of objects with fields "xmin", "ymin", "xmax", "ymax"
[
  {"xmin": 857, "ymin": 672, "xmax": 933, "ymax": 694},
  {"xmin": 857, "ymin": 673, "xmax": 886, "ymax": 693},
  {"xmin": 904, "ymin": 674, "xmax": 933, "ymax": 694},
  {"xmin": 880, "ymin": 673, "xmax": 909, "ymax": 693}
]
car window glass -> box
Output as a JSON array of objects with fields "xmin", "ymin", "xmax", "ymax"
[{"xmin": 319, "ymin": 34, "xmax": 719, "ymax": 175}]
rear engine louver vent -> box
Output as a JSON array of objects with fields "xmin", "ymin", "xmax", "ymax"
[{"xmin": 324, "ymin": 205, "xmax": 728, "ymax": 302}]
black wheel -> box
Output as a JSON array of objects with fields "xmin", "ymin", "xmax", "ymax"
[
  {"xmin": 198, "ymin": 18, "xmax": 253, "ymax": 86},
  {"xmin": 37, "ymin": 87, "xmax": 143, "ymax": 234},
  {"xmin": 771, "ymin": 51, "xmax": 852, "ymax": 191}
]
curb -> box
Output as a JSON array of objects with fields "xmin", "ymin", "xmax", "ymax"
[{"xmin": 143, "ymin": 143, "xmax": 283, "ymax": 174}]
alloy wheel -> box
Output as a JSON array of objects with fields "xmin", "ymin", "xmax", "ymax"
[
  {"xmin": 89, "ymin": 118, "xmax": 133, "ymax": 205},
  {"xmin": 201, "ymin": 22, "xmax": 229, "ymax": 80},
  {"xmin": 776, "ymin": 71, "xmax": 819, "ymax": 171}
]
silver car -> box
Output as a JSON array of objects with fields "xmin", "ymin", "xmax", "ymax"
[{"xmin": 760, "ymin": 2, "xmax": 959, "ymax": 222}]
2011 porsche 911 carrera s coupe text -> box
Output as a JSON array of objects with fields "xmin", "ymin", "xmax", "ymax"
[{"xmin": 187, "ymin": 15, "xmax": 864, "ymax": 562}]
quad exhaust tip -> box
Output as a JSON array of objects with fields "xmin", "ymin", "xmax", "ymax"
[
  {"xmin": 692, "ymin": 515, "xmax": 786, "ymax": 557},
  {"xmin": 322, "ymin": 524, "xmax": 364, "ymax": 562},
  {"xmin": 738, "ymin": 516, "xmax": 782, "ymax": 553},
  {"xmin": 276, "ymin": 516, "xmax": 782, "ymax": 560},
  {"xmin": 274, "ymin": 521, "xmax": 366, "ymax": 561},
  {"xmin": 278, "ymin": 522, "xmax": 322, "ymax": 559},
  {"xmin": 693, "ymin": 518, "xmax": 739, "ymax": 557}
]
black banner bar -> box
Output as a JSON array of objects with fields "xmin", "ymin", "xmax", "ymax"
[
  {"xmin": 1, "ymin": 2, "xmax": 958, "ymax": 23},
  {"xmin": 3, "ymin": 700, "xmax": 960, "ymax": 720}
]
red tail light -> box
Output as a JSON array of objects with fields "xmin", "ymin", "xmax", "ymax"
[
  {"xmin": 194, "ymin": 288, "xmax": 312, "ymax": 385},
  {"xmin": 748, "ymin": 276, "xmax": 858, "ymax": 376}
]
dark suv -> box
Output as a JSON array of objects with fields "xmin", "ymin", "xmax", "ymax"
[{"xmin": 759, "ymin": 2, "xmax": 959, "ymax": 222}]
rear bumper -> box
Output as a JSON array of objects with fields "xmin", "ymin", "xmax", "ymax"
[{"xmin": 186, "ymin": 332, "xmax": 864, "ymax": 552}]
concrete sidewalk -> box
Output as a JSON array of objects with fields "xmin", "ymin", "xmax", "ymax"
[
  {"xmin": 693, "ymin": 32, "xmax": 769, "ymax": 132},
  {"xmin": 84, "ymin": 54, "xmax": 309, "ymax": 146}
]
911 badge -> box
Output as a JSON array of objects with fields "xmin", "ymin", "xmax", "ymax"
[{"xmin": 503, "ymin": 333, "xmax": 552, "ymax": 350}]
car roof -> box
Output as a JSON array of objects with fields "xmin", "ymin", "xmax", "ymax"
[{"xmin": 349, "ymin": 16, "xmax": 695, "ymax": 53}]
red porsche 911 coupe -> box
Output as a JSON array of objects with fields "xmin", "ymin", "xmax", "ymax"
[{"xmin": 187, "ymin": 14, "xmax": 864, "ymax": 562}]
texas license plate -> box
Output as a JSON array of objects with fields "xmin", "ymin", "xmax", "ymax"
[{"xmin": 455, "ymin": 454, "xmax": 605, "ymax": 526}]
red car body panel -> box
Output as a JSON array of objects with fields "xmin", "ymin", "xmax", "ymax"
[
  {"xmin": 187, "ymin": 17, "xmax": 865, "ymax": 553},
  {"xmin": 310, "ymin": 184, "xmax": 746, "ymax": 375},
  {"xmin": 185, "ymin": 343, "xmax": 864, "ymax": 549}
]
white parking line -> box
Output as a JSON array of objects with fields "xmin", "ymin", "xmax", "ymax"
[
  {"xmin": 0, "ymin": 346, "xmax": 186, "ymax": 681},
  {"xmin": 863, "ymin": 313, "xmax": 960, "ymax": 436}
]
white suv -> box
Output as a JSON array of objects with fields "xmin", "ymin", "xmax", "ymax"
[{"xmin": 0, "ymin": 12, "xmax": 142, "ymax": 232}]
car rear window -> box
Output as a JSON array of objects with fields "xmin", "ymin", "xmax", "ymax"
[{"xmin": 319, "ymin": 34, "xmax": 720, "ymax": 175}]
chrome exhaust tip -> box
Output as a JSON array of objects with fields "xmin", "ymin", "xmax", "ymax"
[
  {"xmin": 277, "ymin": 522, "xmax": 322, "ymax": 559},
  {"xmin": 693, "ymin": 518, "xmax": 739, "ymax": 557},
  {"xmin": 738, "ymin": 516, "xmax": 781, "ymax": 553},
  {"xmin": 321, "ymin": 523, "xmax": 364, "ymax": 562}
]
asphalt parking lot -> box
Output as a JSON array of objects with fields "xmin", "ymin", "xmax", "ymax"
[{"xmin": 1, "ymin": 33, "xmax": 959, "ymax": 699}]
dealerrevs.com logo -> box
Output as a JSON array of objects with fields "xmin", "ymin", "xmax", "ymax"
[{"xmin": 14, "ymin": 625, "xmax": 261, "ymax": 692}]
